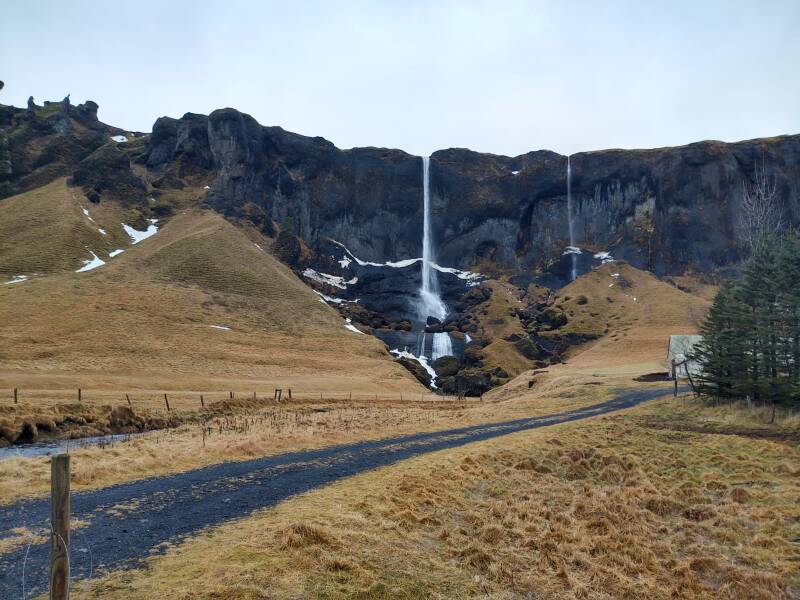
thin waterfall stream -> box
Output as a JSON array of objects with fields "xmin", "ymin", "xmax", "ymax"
[
  {"xmin": 566, "ymin": 155, "xmax": 577, "ymax": 281},
  {"xmin": 417, "ymin": 156, "xmax": 452, "ymax": 361}
]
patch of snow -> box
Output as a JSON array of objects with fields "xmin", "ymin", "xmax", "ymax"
[
  {"xmin": 608, "ymin": 283, "xmax": 614, "ymax": 288},
  {"xmin": 82, "ymin": 207, "xmax": 95, "ymax": 221},
  {"xmin": 203, "ymin": 185, "xmax": 211, "ymax": 190},
  {"xmin": 563, "ymin": 246, "xmax": 582, "ymax": 255},
  {"xmin": 390, "ymin": 258, "xmax": 421, "ymax": 268},
  {"xmin": 314, "ymin": 291, "xmax": 357, "ymax": 305},
  {"xmin": 465, "ymin": 333, "xmax": 472, "ymax": 343},
  {"xmin": 97, "ymin": 228, "xmax": 107, "ymax": 236},
  {"xmin": 611, "ymin": 273, "xmax": 620, "ymax": 277},
  {"xmin": 111, "ymin": 135, "xmax": 128, "ymax": 143},
  {"xmin": 108, "ymin": 249, "xmax": 124, "ymax": 258},
  {"xmin": 330, "ymin": 239, "xmax": 483, "ymax": 284},
  {"xmin": 511, "ymin": 170, "xmax": 520, "ymax": 175},
  {"xmin": 75, "ymin": 251, "xmax": 105, "ymax": 273},
  {"xmin": 253, "ymin": 243, "xmax": 263, "ymax": 251},
  {"xmin": 209, "ymin": 325, "xmax": 231, "ymax": 331},
  {"xmin": 344, "ymin": 318, "xmax": 365, "ymax": 334},
  {"xmin": 332, "ymin": 240, "xmax": 422, "ymax": 268},
  {"xmin": 431, "ymin": 263, "xmax": 483, "ymax": 282},
  {"xmin": 5, "ymin": 275, "xmax": 28, "ymax": 285},
  {"xmin": 594, "ymin": 251, "xmax": 614, "ymax": 264},
  {"xmin": 390, "ymin": 348, "xmax": 438, "ymax": 388},
  {"xmin": 122, "ymin": 219, "xmax": 159, "ymax": 244},
  {"xmin": 338, "ymin": 255, "xmax": 352, "ymax": 269},
  {"xmin": 302, "ymin": 268, "xmax": 356, "ymax": 289}
]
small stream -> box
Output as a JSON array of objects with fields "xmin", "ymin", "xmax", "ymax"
[{"xmin": 0, "ymin": 432, "xmax": 142, "ymax": 460}]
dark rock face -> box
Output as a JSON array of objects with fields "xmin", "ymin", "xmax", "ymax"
[
  {"xmin": 147, "ymin": 113, "xmax": 213, "ymax": 176},
  {"xmin": 397, "ymin": 357, "xmax": 431, "ymax": 388},
  {"xmin": 454, "ymin": 368, "xmax": 492, "ymax": 397},
  {"xmin": 432, "ymin": 355, "xmax": 460, "ymax": 378},
  {"xmin": 147, "ymin": 109, "xmax": 426, "ymax": 263},
  {"xmin": 0, "ymin": 98, "xmax": 113, "ymax": 198},
  {"xmin": 72, "ymin": 144, "xmax": 146, "ymax": 203},
  {"xmin": 144, "ymin": 108, "xmax": 800, "ymax": 281},
  {"xmin": 433, "ymin": 140, "xmax": 800, "ymax": 279}
]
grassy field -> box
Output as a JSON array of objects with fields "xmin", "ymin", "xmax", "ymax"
[
  {"xmin": 68, "ymin": 394, "xmax": 800, "ymax": 599},
  {"xmin": 0, "ymin": 369, "xmax": 629, "ymax": 505}
]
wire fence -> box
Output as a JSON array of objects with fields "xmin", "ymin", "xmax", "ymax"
[{"xmin": 1, "ymin": 388, "xmax": 482, "ymax": 413}]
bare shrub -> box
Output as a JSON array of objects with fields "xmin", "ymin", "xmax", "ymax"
[{"xmin": 737, "ymin": 158, "xmax": 784, "ymax": 251}]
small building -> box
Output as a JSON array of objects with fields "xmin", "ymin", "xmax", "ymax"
[{"xmin": 666, "ymin": 335, "xmax": 703, "ymax": 378}]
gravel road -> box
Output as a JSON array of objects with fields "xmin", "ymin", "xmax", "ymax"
[{"xmin": 0, "ymin": 385, "xmax": 682, "ymax": 597}]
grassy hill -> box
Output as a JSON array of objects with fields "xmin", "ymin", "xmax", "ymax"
[
  {"xmin": 551, "ymin": 262, "xmax": 710, "ymax": 371},
  {"xmin": 0, "ymin": 183, "xmax": 424, "ymax": 396}
]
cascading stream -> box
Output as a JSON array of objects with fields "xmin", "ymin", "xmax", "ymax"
[
  {"xmin": 567, "ymin": 155, "xmax": 577, "ymax": 281},
  {"xmin": 418, "ymin": 156, "xmax": 452, "ymax": 360}
]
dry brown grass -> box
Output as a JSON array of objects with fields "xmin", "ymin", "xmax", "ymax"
[
  {"xmin": 547, "ymin": 262, "xmax": 711, "ymax": 373},
  {"xmin": 0, "ymin": 207, "xmax": 423, "ymax": 396},
  {"xmin": 0, "ymin": 374, "xmax": 617, "ymax": 505},
  {"xmin": 70, "ymin": 395, "xmax": 800, "ymax": 599},
  {"xmin": 0, "ymin": 178, "xmax": 132, "ymax": 277}
]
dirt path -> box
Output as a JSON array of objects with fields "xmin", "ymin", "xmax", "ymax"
[{"xmin": 0, "ymin": 385, "xmax": 682, "ymax": 597}]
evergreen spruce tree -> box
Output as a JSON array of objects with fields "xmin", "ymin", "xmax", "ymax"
[
  {"xmin": 692, "ymin": 233, "xmax": 800, "ymax": 408},
  {"xmin": 775, "ymin": 235, "xmax": 800, "ymax": 401},
  {"xmin": 691, "ymin": 282, "xmax": 744, "ymax": 399},
  {"xmin": 735, "ymin": 238, "xmax": 779, "ymax": 403}
]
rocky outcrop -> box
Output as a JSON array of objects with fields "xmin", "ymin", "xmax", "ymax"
[
  {"xmin": 72, "ymin": 144, "xmax": 146, "ymax": 203},
  {"xmin": 0, "ymin": 97, "xmax": 113, "ymax": 198},
  {"xmin": 397, "ymin": 357, "xmax": 432, "ymax": 388},
  {"xmin": 147, "ymin": 109, "xmax": 426, "ymax": 264}
]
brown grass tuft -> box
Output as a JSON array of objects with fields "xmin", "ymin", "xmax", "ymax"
[{"xmin": 278, "ymin": 522, "xmax": 335, "ymax": 549}]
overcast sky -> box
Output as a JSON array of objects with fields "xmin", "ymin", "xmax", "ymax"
[{"xmin": 1, "ymin": 1, "xmax": 798, "ymax": 156}]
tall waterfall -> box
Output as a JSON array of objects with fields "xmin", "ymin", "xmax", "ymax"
[
  {"xmin": 566, "ymin": 155, "xmax": 577, "ymax": 281},
  {"xmin": 418, "ymin": 156, "xmax": 447, "ymax": 322},
  {"xmin": 418, "ymin": 156, "xmax": 451, "ymax": 360}
]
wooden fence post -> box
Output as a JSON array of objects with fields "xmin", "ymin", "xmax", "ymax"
[
  {"xmin": 13, "ymin": 387, "xmax": 18, "ymax": 404},
  {"xmin": 229, "ymin": 391, "xmax": 234, "ymax": 400},
  {"xmin": 671, "ymin": 359, "xmax": 678, "ymax": 397},
  {"xmin": 125, "ymin": 394, "xmax": 131, "ymax": 407},
  {"xmin": 200, "ymin": 394, "xmax": 205, "ymax": 408},
  {"xmin": 77, "ymin": 388, "xmax": 81, "ymax": 402},
  {"xmin": 288, "ymin": 388, "xmax": 292, "ymax": 400},
  {"xmin": 164, "ymin": 393, "xmax": 170, "ymax": 411},
  {"xmin": 50, "ymin": 454, "xmax": 70, "ymax": 600}
]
